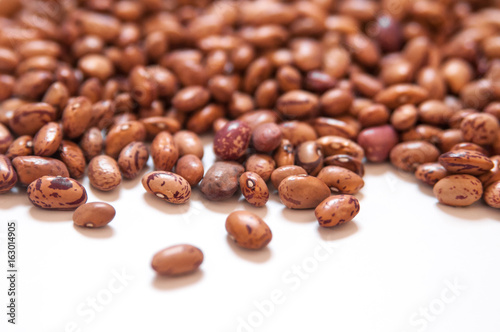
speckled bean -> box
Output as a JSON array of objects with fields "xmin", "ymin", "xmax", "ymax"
[
  {"xmin": 315, "ymin": 195, "xmax": 360, "ymax": 227},
  {"xmin": 151, "ymin": 131, "xmax": 179, "ymax": 172},
  {"xmin": 278, "ymin": 175, "xmax": 330, "ymax": 209},
  {"xmin": 270, "ymin": 165, "xmax": 307, "ymax": 189},
  {"xmin": 415, "ymin": 163, "xmax": 448, "ymax": 186},
  {"xmin": 317, "ymin": 166, "xmax": 364, "ymax": 194},
  {"xmin": 80, "ymin": 127, "xmax": 103, "ymax": 162},
  {"xmin": 73, "ymin": 202, "xmax": 116, "ymax": 228},
  {"xmin": 105, "ymin": 121, "xmax": 146, "ymax": 159},
  {"xmin": 226, "ymin": 211, "xmax": 272, "ymax": 249},
  {"xmin": 142, "ymin": 171, "xmax": 191, "ymax": 204},
  {"xmin": 27, "ymin": 176, "xmax": 87, "ymax": 210},
  {"xmin": 295, "ymin": 141, "xmax": 323, "ymax": 175},
  {"xmin": 117, "ymin": 141, "xmax": 149, "ymax": 179},
  {"xmin": 246, "ymin": 154, "xmax": 276, "ymax": 182},
  {"xmin": 62, "ymin": 97, "xmax": 93, "ymax": 139},
  {"xmin": 0, "ymin": 155, "xmax": 17, "ymax": 193},
  {"xmin": 175, "ymin": 154, "xmax": 204, "ymax": 187},
  {"xmin": 239, "ymin": 172, "xmax": 269, "ymax": 207},
  {"xmin": 273, "ymin": 139, "xmax": 295, "ymax": 167},
  {"xmin": 213, "ymin": 120, "xmax": 251, "ymax": 161},
  {"xmin": 200, "ymin": 161, "xmax": 244, "ymax": 201},
  {"xmin": 324, "ymin": 154, "xmax": 364, "ymax": 176},
  {"xmin": 6, "ymin": 135, "xmax": 33, "ymax": 159},
  {"xmin": 390, "ymin": 141, "xmax": 440, "ymax": 172},
  {"xmin": 59, "ymin": 140, "xmax": 86, "ymax": 179},
  {"xmin": 439, "ymin": 150, "xmax": 494, "ymax": 176},
  {"xmin": 12, "ymin": 156, "xmax": 69, "ymax": 185},
  {"xmin": 32, "ymin": 122, "xmax": 62, "ymax": 157},
  {"xmin": 433, "ymin": 174, "xmax": 483, "ymax": 207},
  {"xmin": 88, "ymin": 155, "xmax": 121, "ymax": 191},
  {"xmin": 484, "ymin": 181, "xmax": 500, "ymax": 208}
]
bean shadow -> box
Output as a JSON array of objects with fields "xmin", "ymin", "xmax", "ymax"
[
  {"xmin": 0, "ymin": 187, "xmax": 31, "ymax": 209},
  {"xmin": 436, "ymin": 202, "xmax": 500, "ymax": 221},
  {"xmin": 241, "ymin": 200, "xmax": 269, "ymax": 218},
  {"xmin": 152, "ymin": 270, "xmax": 204, "ymax": 290},
  {"xmin": 318, "ymin": 221, "xmax": 359, "ymax": 241},
  {"xmin": 198, "ymin": 189, "xmax": 242, "ymax": 214},
  {"xmin": 29, "ymin": 206, "xmax": 73, "ymax": 222},
  {"xmin": 90, "ymin": 186, "xmax": 121, "ymax": 202},
  {"xmin": 121, "ymin": 165, "xmax": 151, "ymax": 190},
  {"xmin": 225, "ymin": 236, "xmax": 272, "ymax": 263},
  {"xmin": 417, "ymin": 181, "xmax": 435, "ymax": 197},
  {"xmin": 281, "ymin": 207, "xmax": 316, "ymax": 223},
  {"xmin": 73, "ymin": 224, "xmax": 115, "ymax": 238}
]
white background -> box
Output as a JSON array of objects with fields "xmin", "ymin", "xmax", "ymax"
[{"xmin": 1, "ymin": 135, "xmax": 499, "ymax": 332}]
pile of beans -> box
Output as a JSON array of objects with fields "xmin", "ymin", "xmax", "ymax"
[{"xmin": 0, "ymin": 0, "xmax": 499, "ymax": 276}]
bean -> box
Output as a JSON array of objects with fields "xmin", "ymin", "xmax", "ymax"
[
  {"xmin": 117, "ymin": 142, "xmax": 149, "ymax": 179},
  {"xmin": 390, "ymin": 141, "xmax": 440, "ymax": 172},
  {"xmin": 276, "ymin": 65, "xmax": 302, "ymax": 92},
  {"xmin": 313, "ymin": 117, "xmax": 358, "ymax": 139},
  {"xmin": 151, "ymin": 243, "xmax": 204, "ymax": 277},
  {"xmin": 415, "ymin": 163, "xmax": 448, "ymax": 186},
  {"xmin": 62, "ymin": 97, "xmax": 93, "ymax": 139},
  {"xmin": 173, "ymin": 130, "xmax": 204, "ymax": 159},
  {"xmin": 12, "ymin": 156, "xmax": 69, "ymax": 185},
  {"xmin": 439, "ymin": 150, "xmax": 493, "ymax": 176},
  {"xmin": 295, "ymin": 141, "xmax": 323, "ymax": 175},
  {"xmin": 305, "ymin": 70, "xmax": 337, "ymax": 93},
  {"xmin": 9, "ymin": 102, "xmax": 56, "ymax": 136},
  {"xmin": 317, "ymin": 166, "xmax": 364, "ymax": 194},
  {"xmin": 78, "ymin": 54, "xmax": 114, "ymax": 82},
  {"xmin": 357, "ymin": 125, "xmax": 398, "ymax": 162},
  {"xmin": 315, "ymin": 195, "xmax": 360, "ymax": 228},
  {"xmin": 213, "ymin": 120, "xmax": 251, "ymax": 161},
  {"xmin": 32, "ymin": 122, "xmax": 62, "ymax": 157},
  {"xmin": 239, "ymin": 172, "xmax": 269, "ymax": 207},
  {"xmin": 316, "ymin": 136, "xmax": 365, "ymax": 160},
  {"xmin": 88, "ymin": 155, "xmax": 121, "ymax": 191},
  {"xmin": 140, "ymin": 116, "xmax": 181, "ymax": 139},
  {"xmin": 13, "ymin": 70, "xmax": 53, "ymax": 100},
  {"xmin": 208, "ymin": 75, "xmax": 237, "ymax": 103},
  {"xmin": 142, "ymin": 171, "xmax": 191, "ymax": 204},
  {"xmin": 228, "ymin": 92, "xmax": 254, "ymax": 118},
  {"xmin": 245, "ymin": 154, "xmax": 275, "ymax": 182},
  {"xmin": 270, "ymin": 166, "xmax": 307, "ymax": 189},
  {"xmin": 276, "ymin": 90, "xmax": 319, "ymax": 119},
  {"xmin": 478, "ymin": 156, "xmax": 500, "ymax": 188},
  {"xmin": 460, "ymin": 113, "xmax": 499, "ymax": 145},
  {"xmin": 324, "ymin": 154, "xmax": 365, "ymax": 176},
  {"xmin": 80, "ymin": 127, "xmax": 103, "ymax": 162},
  {"xmin": 27, "ymin": 176, "xmax": 87, "ymax": 210},
  {"xmin": 59, "ymin": 141, "xmax": 86, "ymax": 179},
  {"xmin": 484, "ymin": 181, "xmax": 500, "ymax": 209},
  {"xmin": 279, "ymin": 121, "xmax": 317, "ymax": 146},
  {"xmin": 433, "ymin": 174, "xmax": 483, "ymax": 207},
  {"xmin": 186, "ymin": 104, "xmax": 225, "ymax": 134},
  {"xmin": 200, "ymin": 161, "xmax": 244, "ymax": 201},
  {"xmin": 390, "ymin": 104, "xmax": 418, "ymax": 131},
  {"xmin": 374, "ymin": 84, "xmax": 428, "ymax": 109},
  {"xmin": 320, "ymin": 88, "xmax": 353, "ymax": 117},
  {"xmin": 73, "ymin": 202, "xmax": 116, "ymax": 228},
  {"xmin": 252, "ymin": 123, "xmax": 282, "ymax": 153},
  {"xmin": 6, "ymin": 135, "xmax": 32, "ymax": 159},
  {"xmin": 226, "ymin": 211, "xmax": 272, "ymax": 249},
  {"xmin": 0, "ymin": 155, "xmax": 17, "ymax": 193},
  {"xmin": 105, "ymin": 121, "xmax": 146, "ymax": 159},
  {"xmin": 273, "ymin": 139, "xmax": 295, "ymax": 167},
  {"xmin": 172, "ymin": 86, "xmax": 210, "ymax": 113},
  {"xmin": 278, "ymin": 175, "xmax": 330, "ymax": 209},
  {"xmin": 175, "ymin": 154, "xmax": 204, "ymax": 187},
  {"xmin": 0, "ymin": 122, "xmax": 13, "ymax": 154}
]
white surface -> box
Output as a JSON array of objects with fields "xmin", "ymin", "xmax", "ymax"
[{"xmin": 1, "ymin": 135, "xmax": 499, "ymax": 332}]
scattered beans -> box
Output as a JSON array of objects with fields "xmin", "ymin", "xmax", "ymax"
[
  {"xmin": 27, "ymin": 176, "xmax": 87, "ymax": 210},
  {"xmin": 88, "ymin": 155, "xmax": 121, "ymax": 191},
  {"xmin": 73, "ymin": 202, "xmax": 116, "ymax": 228},
  {"xmin": 433, "ymin": 175, "xmax": 483, "ymax": 207},
  {"xmin": 142, "ymin": 171, "xmax": 191, "ymax": 204},
  {"xmin": 226, "ymin": 211, "xmax": 272, "ymax": 249},
  {"xmin": 240, "ymin": 172, "xmax": 269, "ymax": 207},
  {"xmin": 315, "ymin": 195, "xmax": 360, "ymax": 228},
  {"xmin": 152, "ymin": 244, "xmax": 203, "ymax": 276},
  {"xmin": 278, "ymin": 175, "xmax": 330, "ymax": 209}
]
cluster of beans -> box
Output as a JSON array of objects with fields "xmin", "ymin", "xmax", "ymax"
[{"xmin": 0, "ymin": 0, "xmax": 500, "ymax": 276}]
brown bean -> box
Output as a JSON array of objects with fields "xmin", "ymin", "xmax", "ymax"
[
  {"xmin": 9, "ymin": 102, "xmax": 56, "ymax": 136},
  {"xmin": 279, "ymin": 121, "xmax": 318, "ymax": 146},
  {"xmin": 304, "ymin": 70, "xmax": 337, "ymax": 93},
  {"xmin": 390, "ymin": 141, "xmax": 441, "ymax": 172},
  {"xmin": 213, "ymin": 120, "xmax": 251, "ymax": 161},
  {"xmin": 295, "ymin": 141, "xmax": 323, "ymax": 175},
  {"xmin": 78, "ymin": 54, "xmax": 114, "ymax": 82},
  {"xmin": 414, "ymin": 162, "xmax": 447, "ymax": 186},
  {"xmin": 129, "ymin": 66, "xmax": 157, "ymax": 108},
  {"xmin": 439, "ymin": 150, "xmax": 493, "ymax": 176},
  {"xmin": 433, "ymin": 174, "xmax": 483, "ymax": 207},
  {"xmin": 228, "ymin": 92, "xmax": 254, "ymax": 118},
  {"xmin": 320, "ymin": 88, "xmax": 353, "ymax": 117},
  {"xmin": 42, "ymin": 82, "xmax": 69, "ymax": 113},
  {"xmin": 186, "ymin": 104, "xmax": 225, "ymax": 134},
  {"xmin": 0, "ymin": 122, "xmax": 13, "ymax": 153},
  {"xmin": 73, "ymin": 202, "xmax": 116, "ymax": 228},
  {"xmin": 80, "ymin": 127, "xmax": 103, "ymax": 162},
  {"xmin": 239, "ymin": 172, "xmax": 269, "ymax": 207},
  {"xmin": 273, "ymin": 139, "xmax": 295, "ymax": 167},
  {"xmin": 276, "ymin": 90, "xmax": 319, "ymax": 119},
  {"xmin": 151, "ymin": 131, "xmax": 178, "ymax": 172},
  {"xmin": 316, "ymin": 136, "xmax": 365, "ymax": 160},
  {"xmin": 374, "ymin": 84, "xmax": 428, "ymax": 109},
  {"xmin": 291, "ymin": 38, "xmax": 322, "ymax": 71},
  {"xmin": 88, "ymin": 155, "xmax": 121, "ymax": 191},
  {"xmin": 317, "ymin": 166, "xmax": 364, "ymax": 194},
  {"xmin": 62, "ymin": 97, "xmax": 92, "ymax": 139},
  {"xmin": 0, "ymin": 155, "xmax": 17, "ymax": 193},
  {"xmin": 324, "ymin": 154, "xmax": 365, "ymax": 176},
  {"xmin": 243, "ymin": 57, "xmax": 273, "ymax": 93},
  {"xmin": 148, "ymin": 66, "xmax": 178, "ymax": 98},
  {"xmin": 460, "ymin": 113, "xmax": 499, "ymax": 145},
  {"xmin": 173, "ymin": 130, "xmax": 204, "ymax": 159},
  {"xmin": 323, "ymin": 47, "xmax": 350, "ymax": 79},
  {"xmin": 32, "ymin": 122, "xmax": 62, "ymax": 157},
  {"xmin": 172, "ymin": 86, "xmax": 210, "ymax": 113},
  {"xmin": 12, "ymin": 156, "xmax": 69, "ymax": 185},
  {"xmin": 151, "ymin": 244, "xmax": 203, "ymax": 276},
  {"xmin": 200, "ymin": 161, "xmax": 244, "ymax": 201},
  {"xmin": 484, "ymin": 181, "xmax": 500, "ymax": 209},
  {"xmin": 450, "ymin": 143, "xmax": 488, "ymax": 156},
  {"xmin": 357, "ymin": 125, "xmax": 398, "ymax": 162},
  {"xmin": 142, "ymin": 171, "xmax": 191, "ymax": 204},
  {"xmin": 345, "ymin": 33, "xmax": 380, "ymax": 67},
  {"xmin": 358, "ymin": 104, "xmax": 390, "ymax": 128},
  {"xmin": 140, "ymin": 116, "xmax": 181, "ymax": 139},
  {"xmin": 351, "ymin": 72, "xmax": 383, "ymax": 98},
  {"xmin": 313, "ymin": 117, "xmax": 358, "ymax": 139},
  {"xmin": 208, "ymin": 75, "xmax": 237, "ymax": 103},
  {"xmin": 27, "ymin": 176, "xmax": 87, "ymax": 210},
  {"xmin": 13, "ymin": 70, "xmax": 53, "ymax": 100},
  {"xmin": 315, "ymin": 195, "xmax": 360, "ymax": 228},
  {"xmin": 478, "ymin": 156, "xmax": 500, "ymax": 188},
  {"xmin": 105, "ymin": 121, "xmax": 146, "ymax": 159},
  {"xmin": 418, "ymin": 100, "xmax": 453, "ymax": 126},
  {"xmin": 6, "ymin": 135, "xmax": 32, "ymax": 159},
  {"xmin": 251, "ymin": 123, "xmax": 282, "ymax": 153},
  {"xmin": 117, "ymin": 142, "xmax": 149, "ymax": 180},
  {"xmin": 0, "ymin": 75, "xmax": 14, "ymax": 102},
  {"xmin": 276, "ymin": 65, "xmax": 302, "ymax": 92},
  {"xmin": 437, "ymin": 129, "xmax": 464, "ymax": 153},
  {"xmin": 441, "ymin": 58, "xmax": 473, "ymax": 94},
  {"xmin": 278, "ymin": 175, "xmax": 330, "ymax": 209},
  {"xmin": 175, "ymin": 154, "xmax": 204, "ymax": 187},
  {"xmin": 416, "ymin": 67, "xmax": 446, "ymax": 100},
  {"xmin": 460, "ymin": 79, "xmax": 493, "ymax": 110},
  {"xmin": 270, "ymin": 166, "xmax": 307, "ymax": 189},
  {"xmin": 226, "ymin": 211, "xmax": 272, "ymax": 249},
  {"xmin": 59, "ymin": 141, "xmax": 86, "ymax": 179},
  {"xmin": 391, "ymin": 104, "xmax": 418, "ymax": 131},
  {"xmin": 380, "ymin": 57, "xmax": 413, "ymax": 85},
  {"xmin": 245, "ymin": 154, "xmax": 275, "ymax": 182}
]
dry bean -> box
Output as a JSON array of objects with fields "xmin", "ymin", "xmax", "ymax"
[
  {"xmin": 279, "ymin": 121, "xmax": 317, "ymax": 146},
  {"xmin": 317, "ymin": 166, "xmax": 364, "ymax": 194},
  {"xmin": 226, "ymin": 211, "xmax": 272, "ymax": 249},
  {"xmin": 62, "ymin": 97, "xmax": 93, "ymax": 139},
  {"xmin": 374, "ymin": 84, "xmax": 428, "ymax": 109},
  {"xmin": 324, "ymin": 154, "xmax": 365, "ymax": 176},
  {"xmin": 106, "ymin": 121, "xmax": 146, "ymax": 159},
  {"xmin": 141, "ymin": 116, "xmax": 181, "ymax": 139},
  {"xmin": 276, "ymin": 90, "xmax": 319, "ymax": 119},
  {"xmin": 273, "ymin": 139, "xmax": 295, "ymax": 167},
  {"xmin": 88, "ymin": 155, "xmax": 121, "ymax": 191},
  {"xmin": 13, "ymin": 156, "xmax": 69, "ymax": 185},
  {"xmin": 270, "ymin": 165, "xmax": 307, "ymax": 189},
  {"xmin": 6, "ymin": 135, "xmax": 32, "ymax": 159},
  {"xmin": 252, "ymin": 123, "xmax": 282, "ymax": 153},
  {"xmin": 295, "ymin": 141, "xmax": 323, "ymax": 175},
  {"xmin": 0, "ymin": 155, "xmax": 17, "ymax": 193},
  {"xmin": 73, "ymin": 202, "xmax": 116, "ymax": 228},
  {"xmin": 238, "ymin": 110, "xmax": 280, "ymax": 131},
  {"xmin": 200, "ymin": 161, "xmax": 244, "ymax": 201},
  {"xmin": 151, "ymin": 244, "xmax": 203, "ymax": 276},
  {"xmin": 390, "ymin": 104, "xmax": 418, "ymax": 131},
  {"xmin": 175, "ymin": 155, "xmax": 204, "ymax": 187},
  {"xmin": 59, "ymin": 141, "xmax": 86, "ymax": 179},
  {"xmin": 118, "ymin": 142, "xmax": 149, "ymax": 180},
  {"xmin": 320, "ymin": 88, "xmax": 353, "ymax": 117},
  {"xmin": 357, "ymin": 125, "xmax": 398, "ymax": 162},
  {"xmin": 460, "ymin": 113, "xmax": 499, "ymax": 145},
  {"xmin": 484, "ymin": 181, "xmax": 500, "ymax": 209},
  {"xmin": 32, "ymin": 122, "xmax": 62, "ymax": 157},
  {"xmin": 390, "ymin": 141, "xmax": 440, "ymax": 172},
  {"xmin": 313, "ymin": 117, "xmax": 358, "ymax": 139},
  {"xmin": 433, "ymin": 174, "xmax": 483, "ymax": 207},
  {"xmin": 437, "ymin": 130, "xmax": 464, "ymax": 153},
  {"xmin": 278, "ymin": 175, "xmax": 330, "ymax": 209},
  {"xmin": 173, "ymin": 130, "xmax": 204, "ymax": 159},
  {"xmin": 142, "ymin": 171, "xmax": 191, "ymax": 204},
  {"xmin": 228, "ymin": 92, "xmax": 254, "ymax": 118},
  {"xmin": 213, "ymin": 120, "xmax": 251, "ymax": 161},
  {"xmin": 151, "ymin": 131, "xmax": 178, "ymax": 172},
  {"xmin": 27, "ymin": 176, "xmax": 87, "ymax": 210},
  {"xmin": 172, "ymin": 86, "xmax": 210, "ymax": 113},
  {"xmin": 315, "ymin": 195, "xmax": 360, "ymax": 228},
  {"xmin": 9, "ymin": 102, "xmax": 56, "ymax": 136},
  {"xmin": 439, "ymin": 150, "xmax": 493, "ymax": 176},
  {"xmin": 80, "ymin": 127, "xmax": 103, "ymax": 162},
  {"xmin": 245, "ymin": 154, "xmax": 275, "ymax": 182},
  {"xmin": 316, "ymin": 136, "xmax": 364, "ymax": 160},
  {"xmin": 415, "ymin": 163, "xmax": 448, "ymax": 186},
  {"xmin": 240, "ymin": 172, "xmax": 269, "ymax": 207}
]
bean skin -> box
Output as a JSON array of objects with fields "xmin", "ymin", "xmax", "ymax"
[
  {"xmin": 73, "ymin": 202, "xmax": 116, "ymax": 228},
  {"xmin": 226, "ymin": 211, "xmax": 272, "ymax": 249},
  {"xmin": 315, "ymin": 195, "xmax": 360, "ymax": 228},
  {"xmin": 278, "ymin": 175, "xmax": 330, "ymax": 209},
  {"xmin": 151, "ymin": 244, "xmax": 203, "ymax": 276},
  {"xmin": 0, "ymin": 155, "xmax": 17, "ymax": 193},
  {"xmin": 433, "ymin": 174, "xmax": 483, "ymax": 207},
  {"xmin": 239, "ymin": 172, "xmax": 269, "ymax": 207},
  {"xmin": 27, "ymin": 176, "xmax": 87, "ymax": 210},
  {"xmin": 142, "ymin": 171, "xmax": 191, "ymax": 204}
]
